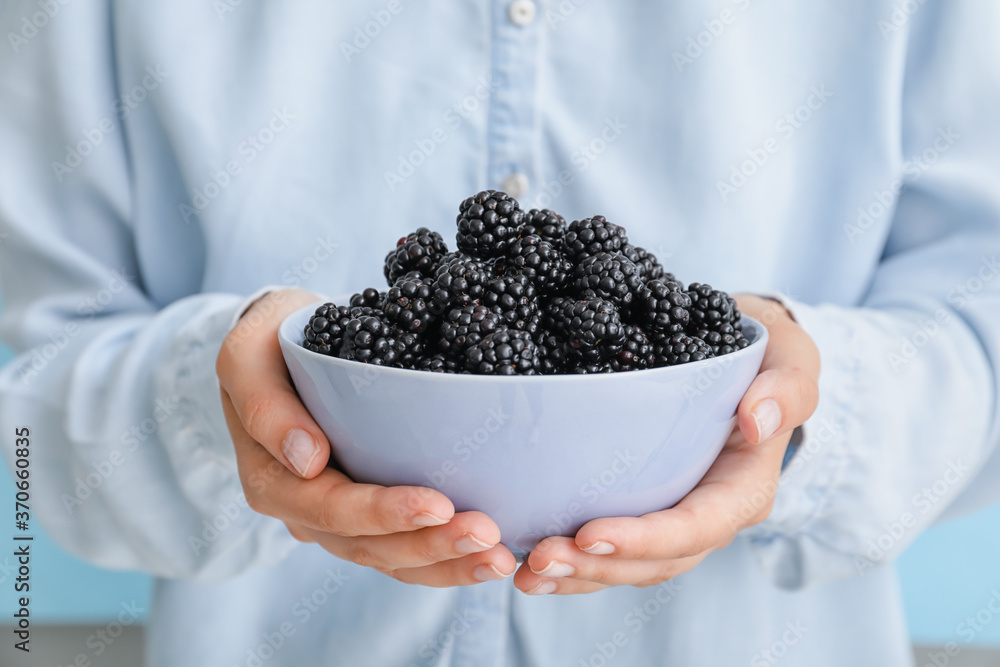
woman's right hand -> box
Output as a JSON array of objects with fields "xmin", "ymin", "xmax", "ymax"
[{"xmin": 216, "ymin": 289, "xmax": 516, "ymax": 585}]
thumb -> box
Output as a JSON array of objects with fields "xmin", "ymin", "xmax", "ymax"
[
  {"xmin": 736, "ymin": 310, "xmax": 820, "ymax": 444},
  {"xmin": 217, "ymin": 289, "xmax": 331, "ymax": 478},
  {"xmin": 737, "ymin": 368, "xmax": 819, "ymax": 444}
]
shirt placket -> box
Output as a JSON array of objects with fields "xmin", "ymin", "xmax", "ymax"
[
  {"xmin": 447, "ymin": 8, "xmax": 541, "ymax": 660},
  {"xmin": 486, "ymin": 0, "xmax": 540, "ymax": 200},
  {"xmin": 448, "ymin": 2, "xmax": 539, "ymax": 664},
  {"xmin": 450, "ymin": 579, "xmax": 513, "ymax": 666}
]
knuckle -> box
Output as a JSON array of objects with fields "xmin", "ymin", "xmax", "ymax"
[
  {"xmin": 242, "ymin": 487, "xmax": 267, "ymax": 515},
  {"xmin": 242, "ymin": 392, "xmax": 276, "ymax": 440},
  {"xmin": 626, "ymin": 528, "xmax": 653, "ymax": 560},
  {"xmin": 585, "ymin": 564, "xmax": 614, "ymax": 585},
  {"xmin": 346, "ymin": 542, "xmax": 384, "ymax": 571},
  {"xmin": 316, "ymin": 488, "xmax": 350, "ymax": 536},
  {"xmin": 642, "ymin": 563, "xmax": 681, "ymax": 588},
  {"xmin": 285, "ymin": 523, "xmax": 314, "ymax": 544},
  {"xmin": 215, "ymin": 338, "xmax": 235, "ymax": 381},
  {"xmin": 531, "ymin": 537, "xmax": 559, "ymax": 560},
  {"xmin": 410, "ymin": 538, "xmax": 440, "ymax": 565},
  {"xmin": 633, "ymin": 573, "xmax": 668, "ymax": 589},
  {"xmin": 684, "ymin": 534, "xmax": 709, "ymax": 557},
  {"xmin": 410, "ymin": 485, "xmax": 438, "ymax": 504},
  {"xmin": 383, "ymin": 568, "xmax": 410, "ymax": 584},
  {"xmin": 677, "ymin": 511, "xmax": 710, "ymax": 556},
  {"xmin": 626, "ymin": 540, "xmax": 650, "ymax": 561},
  {"xmin": 377, "ymin": 488, "xmax": 415, "ymax": 527}
]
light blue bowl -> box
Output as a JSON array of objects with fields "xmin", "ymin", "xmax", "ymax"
[{"xmin": 279, "ymin": 299, "xmax": 767, "ymax": 559}]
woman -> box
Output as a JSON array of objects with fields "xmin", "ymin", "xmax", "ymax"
[{"xmin": 1, "ymin": 1, "xmax": 998, "ymax": 665}]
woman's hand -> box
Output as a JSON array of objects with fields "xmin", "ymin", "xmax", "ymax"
[
  {"xmin": 513, "ymin": 295, "xmax": 820, "ymax": 595},
  {"xmin": 217, "ymin": 289, "xmax": 516, "ymax": 586}
]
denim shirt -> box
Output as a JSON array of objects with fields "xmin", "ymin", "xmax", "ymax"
[{"xmin": 1, "ymin": 1, "xmax": 999, "ymax": 665}]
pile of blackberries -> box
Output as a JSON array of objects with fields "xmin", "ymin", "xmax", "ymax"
[{"xmin": 303, "ymin": 191, "xmax": 749, "ymax": 375}]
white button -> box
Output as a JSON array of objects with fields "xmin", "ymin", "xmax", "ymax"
[
  {"xmin": 508, "ymin": 0, "xmax": 536, "ymax": 26},
  {"xmin": 502, "ymin": 173, "xmax": 530, "ymax": 198}
]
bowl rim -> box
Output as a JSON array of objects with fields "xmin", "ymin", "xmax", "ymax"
[{"xmin": 279, "ymin": 297, "xmax": 768, "ymax": 383}]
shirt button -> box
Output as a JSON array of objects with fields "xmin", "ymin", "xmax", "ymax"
[
  {"xmin": 508, "ymin": 0, "xmax": 536, "ymax": 26},
  {"xmin": 502, "ymin": 173, "xmax": 529, "ymax": 198}
]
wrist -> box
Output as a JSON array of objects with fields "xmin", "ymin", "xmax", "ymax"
[{"xmin": 734, "ymin": 293, "xmax": 795, "ymax": 327}]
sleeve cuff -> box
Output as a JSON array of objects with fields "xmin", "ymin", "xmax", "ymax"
[
  {"xmin": 227, "ymin": 284, "xmax": 288, "ymax": 330},
  {"xmin": 741, "ymin": 296, "xmax": 860, "ymax": 588},
  {"xmin": 152, "ymin": 292, "xmax": 300, "ymax": 580}
]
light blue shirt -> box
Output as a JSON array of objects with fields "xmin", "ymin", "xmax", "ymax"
[{"xmin": 2, "ymin": 1, "xmax": 1000, "ymax": 665}]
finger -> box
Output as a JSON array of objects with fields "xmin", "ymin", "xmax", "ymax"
[
  {"xmin": 737, "ymin": 368, "xmax": 819, "ymax": 444},
  {"xmin": 226, "ymin": 392, "xmax": 457, "ymax": 535},
  {"xmin": 573, "ymin": 438, "xmax": 784, "ymax": 560},
  {"xmin": 516, "ymin": 536, "xmax": 707, "ymax": 591},
  {"xmin": 300, "ymin": 511, "xmax": 504, "ymax": 571},
  {"xmin": 513, "ymin": 557, "xmax": 608, "ymax": 596},
  {"xmin": 737, "ymin": 306, "xmax": 820, "ymax": 444},
  {"xmin": 385, "ymin": 545, "xmax": 518, "ymax": 587},
  {"xmin": 217, "ymin": 290, "xmax": 330, "ymax": 478}
]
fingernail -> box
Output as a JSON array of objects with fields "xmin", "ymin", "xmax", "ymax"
[
  {"xmin": 473, "ymin": 564, "xmax": 509, "ymax": 582},
  {"xmin": 412, "ymin": 512, "xmax": 449, "ymax": 527},
  {"xmin": 752, "ymin": 399, "xmax": 782, "ymax": 442},
  {"xmin": 532, "ymin": 560, "xmax": 575, "ymax": 578},
  {"xmin": 283, "ymin": 429, "xmax": 319, "ymax": 477},
  {"xmin": 456, "ymin": 533, "xmax": 493, "ymax": 554},
  {"xmin": 525, "ymin": 580, "xmax": 558, "ymax": 595},
  {"xmin": 581, "ymin": 541, "xmax": 616, "ymax": 555}
]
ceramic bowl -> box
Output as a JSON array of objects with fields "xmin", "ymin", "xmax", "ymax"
[{"xmin": 279, "ymin": 299, "xmax": 767, "ymax": 558}]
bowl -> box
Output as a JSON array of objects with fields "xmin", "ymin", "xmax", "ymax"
[{"xmin": 279, "ymin": 298, "xmax": 767, "ymax": 559}]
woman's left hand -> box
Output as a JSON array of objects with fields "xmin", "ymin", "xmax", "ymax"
[{"xmin": 513, "ymin": 295, "xmax": 820, "ymax": 595}]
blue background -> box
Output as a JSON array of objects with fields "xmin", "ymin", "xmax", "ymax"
[{"xmin": 0, "ymin": 317, "xmax": 998, "ymax": 644}]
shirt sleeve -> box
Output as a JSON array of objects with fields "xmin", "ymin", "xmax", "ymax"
[
  {"xmin": 0, "ymin": 1, "xmax": 298, "ymax": 581},
  {"xmin": 745, "ymin": 2, "xmax": 1000, "ymax": 589}
]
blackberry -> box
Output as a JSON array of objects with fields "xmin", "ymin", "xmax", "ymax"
[
  {"xmin": 482, "ymin": 274, "xmax": 538, "ymax": 327},
  {"xmin": 535, "ymin": 328, "xmax": 569, "ymax": 374},
  {"xmin": 540, "ymin": 295, "xmax": 572, "ymax": 329},
  {"xmin": 634, "ymin": 279, "xmax": 691, "ymax": 334},
  {"xmin": 303, "ymin": 302, "xmax": 346, "ymax": 356},
  {"xmin": 303, "ymin": 194, "xmax": 754, "ymax": 374},
  {"xmin": 383, "ymin": 227, "xmax": 449, "ymax": 285},
  {"xmin": 550, "ymin": 297, "xmax": 625, "ymax": 361},
  {"xmin": 347, "ymin": 305, "xmax": 382, "ymax": 318},
  {"xmin": 566, "ymin": 359, "xmax": 615, "ymax": 374},
  {"xmin": 500, "ymin": 234, "xmax": 572, "ymax": 296},
  {"xmin": 562, "ymin": 216, "xmax": 628, "ymax": 265},
  {"xmin": 304, "ymin": 302, "xmax": 383, "ymax": 356},
  {"xmin": 612, "ymin": 324, "xmax": 656, "ymax": 372},
  {"xmin": 382, "ymin": 274, "xmax": 436, "ymax": 333},
  {"xmin": 338, "ymin": 315, "xmax": 406, "ymax": 366},
  {"xmin": 516, "ymin": 310, "xmax": 545, "ymax": 337},
  {"xmin": 436, "ymin": 304, "xmax": 503, "ymax": 355},
  {"xmin": 571, "ymin": 252, "xmax": 643, "ymax": 307},
  {"xmin": 686, "ymin": 283, "xmax": 741, "ymax": 335},
  {"xmin": 396, "ymin": 330, "xmax": 430, "ymax": 369},
  {"xmin": 464, "ymin": 330, "xmax": 540, "ymax": 375},
  {"xmin": 693, "ymin": 327, "xmax": 750, "ymax": 356},
  {"xmin": 350, "ymin": 288, "xmax": 384, "ymax": 309},
  {"xmin": 520, "ymin": 208, "xmax": 567, "ymax": 245},
  {"xmin": 438, "ymin": 249, "xmax": 478, "ymax": 264},
  {"xmin": 430, "ymin": 255, "xmax": 490, "ymax": 314},
  {"xmin": 415, "ymin": 353, "xmax": 463, "ymax": 373},
  {"xmin": 652, "ymin": 332, "xmax": 714, "ymax": 367},
  {"xmin": 621, "ymin": 244, "xmax": 670, "ymax": 282},
  {"xmin": 456, "ymin": 190, "xmax": 523, "ymax": 258}
]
